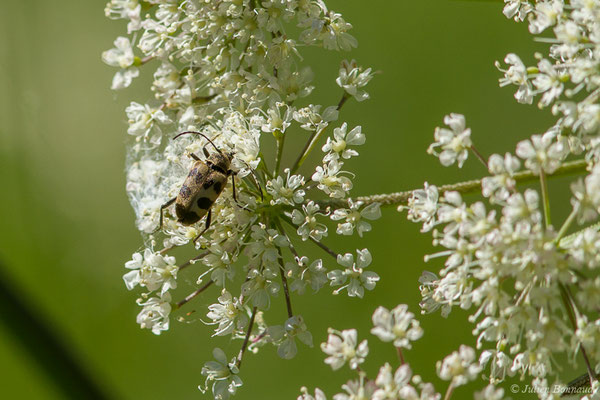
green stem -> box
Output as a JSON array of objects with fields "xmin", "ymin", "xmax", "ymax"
[
  {"xmin": 274, "ymin": 131, "xmax": 285, "ymax": 177},
  {"xmin": 559, "ymin": 284, "xmax": 596, "ymax": 387},
  {"xmin": 317, "ymin": 159, "xmax": 588, "ymax": 209},
  {"xmin": 555, "ymin": 205, "xmax": 579, "ymax": 245},
  {"xmin": 559, "ymin": 221, "xmax": 600, "ymax": 248},
  {"xmin": 540, "ymin": 169, "xmax": 552, "ymax": 228}
]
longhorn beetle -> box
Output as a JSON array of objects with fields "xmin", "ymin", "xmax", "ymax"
[{"xmin": 155, "ymin": 131, "xmax": 249, "ymax": 242}]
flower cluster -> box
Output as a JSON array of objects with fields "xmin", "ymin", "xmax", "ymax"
[
  {"xmin": 400, "ymin": 1, "xmax": 600, "ymax": 397},
  {"xmin": 301, "ymin": 305, "xmax": 499, "ymax": 400},
  {"xmin": 104, "ymin": 0, "xmax": 379, "ymax": 397}
]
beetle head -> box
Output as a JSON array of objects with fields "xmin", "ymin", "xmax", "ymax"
[{"xmin": 209, "ymin": 151, "xmax": 234, "ymax": 172}]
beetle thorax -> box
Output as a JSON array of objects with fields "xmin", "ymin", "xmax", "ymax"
[{"xmin": 208, "ymin": 152, "xmax": 232, "ymax": 172}]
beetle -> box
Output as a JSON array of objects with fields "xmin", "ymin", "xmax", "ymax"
[{"xmin": 155, "ymin": 131, "xmax": 243, "ymax": 242}]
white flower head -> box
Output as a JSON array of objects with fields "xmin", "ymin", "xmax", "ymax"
[
  {"xmin": 102, "ymin": 36, "xmax": 139, "ymax": 90},
  {"xmin": 436, "ymin": 345, "xmax": 482, "ymax": 386},
  {"xmin": 268, "ymin": 315, "xmax": 314, "ymax": 359},
  {"xmin": 336, "ymin": 59, "xmax": 374, "ymax": 102},
  {"xmin": 371, "ymin": 304, "xmax": 424, "ymax": 349},
  {"xmin": 298, "ymin": 387, "xmax": 327, "ymax": 400},
  {"xmin": 328, "ymin": 248, "xmax": 379, "ymax": 298},
  {"xmin": 331, "ymin": 200, "xmax": 381, "ymax": 237},
  {"xmin": 206, "ymin": 289, "xmax": 249, "ymax": 337},
  {"xmin": 321, "ymin": 328, "xmax": 368, "ymax": 370},
  {"xmin": 496, "ymin": 53, "xmax": 533, "ymax": 104},
  {"xmin": 428, "ymin": 113, "xmax": 472, "ymax": 168},
  {"xmin": 124, "ymin": 248, "xmax": 178, "ymax": 294},
  {"xmin": 136, "ymin": 292, "xmax": 172, "ymax": 335},
  {"xmin": 312, "ymin": 159, "xmax": 353, "ymax": 199},
  {"xmin": 402, "ymin": 182, "xmax": 439, "ymax": 232},
  {"xmin": 322, "ymin": 123, "xmax": 365, "ymax": 162},
  {"xmin": 266, "ymin": 168, "xmax": 306, "ymax": 206},
  {"xmin": 515, "ymin": 132, "xmax": 568, "ymax": 174},
  {"xmin": 200, "ymin": 348, "xmax": 243, "ymax": 400},
  {"xmin": 291, "ymin": 201, "xmax": 329, "ymax": 241}
]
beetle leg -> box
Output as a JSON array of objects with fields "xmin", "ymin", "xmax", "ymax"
[
  {"xmin": 202, "ymin": 145, "xmax": 210, "ymax": 158},
  {"xmin": 238, "ymin": 160, "xmax": 264, "ymax": 201},
  {"xmin": 155, "ymin": 197, "xmax": 176, "ymax": 232},
  {"xmin": 229, "ymin": 172, "xmax": 251, "ymax": 211},
  {"xmin": 189, "ymin": 153, "xmax": 201, "ymax": 161},
  {"xmin": 193, "ymin": 209, "xmax": 212, "ymax": 243}
]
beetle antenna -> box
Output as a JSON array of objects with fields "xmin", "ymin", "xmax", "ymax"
[{"xmin": 173, "ymin": 131, "xmax": 223, "ymax": 155}]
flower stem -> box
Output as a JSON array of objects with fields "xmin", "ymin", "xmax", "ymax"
[
  {"xmin": 469, "ymin": 145, "xmax": 488, "ymax": 171},
  {"xmin": 274, "ymin": 131, "xmax": 285, "ymax": 176},
  {"xmin": 277, "ymin": 247, "xmax": 294, "ymax": 318},
  {"xmin": 317, "ymin": 159, "xmax": 588, "ymax": 209},
  {"xmin": 280, "ymin": 215, "xmax": 339, "ymax": 259},
  {"xmin": 559, "ymin": 283, "xmax": 596, "ymax": 387},
  {"xmin": 237, "ymin": 306, "xmax": 258, "ymax": 369},
  {"xmin": 396, "ymin": 347, "xmax": 405, "ymax": 365},
  {"xmin": 555, "ymin": 205, "xmax": 579, "ymax": 244},
  {"xmin": 291, "ymin": 92, "xmax": 349, "ymax": 174},
  {"xmin": 175, "ymin": 279, "xmax": 214, "ymax": 309},
  {"xmin": 539, "ymin": 169, "xmax": 552, "ymax": 228},
  {"xmin": 443, "ymin": 381, "xmax": 455, "ymax": 400}
]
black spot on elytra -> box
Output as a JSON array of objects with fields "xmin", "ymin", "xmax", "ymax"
[
  {"xmin": 202, "ymin": 178, "xmax": 214, "ymax": 189},
  {"xmin": 213, "ymin": 181, "xmax": 223, "ymax": 193},
  {"xmin": 197, "ymin": 197, "xmax": 213, "ymax": 210},
  {"xmin": 176, "ymin": 204, "xmax": 201, "ymax": 225}
]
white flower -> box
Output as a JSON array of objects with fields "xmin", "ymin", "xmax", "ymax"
[
  {"xmin": 474, "ymin": 384, "xmax": 505, "ymax": 400},
  {"xmin": 528, "ymin": 0, "xmax": 563, "ymax": 34},
  {"xmin": 336, "ymin": 59, "xmax": 374, "ymax": 102},
  {"xmin": 101, "ymin": 36, "xmax": 139, "ymax": 90},
  {"xmin": 266, "ymin": 168, "xmax": 305, "ymax": 206},
  {"xmin": 333, "ymin": 379, "xmax": 376, "ymax": 400},
  {"xmin": 515, "ymin": 132, "xmax": 567, "ymax": 174},
  {"xmin": 206, "ymin": 290, "xmax": 248, "ymax": 337},
  {"xmin": 200, "ymin": 348, "xmax": 243, "ymax": 400},
  {"xmin": 291, "ymin": 201, "xmax": 328, "ymax": 241},
  {"xmin": 533, "ymin": 58, "xmax": 564, "ymax": 107},
  {"xmin": 321, "ymin": 329, "xmax": 368, "ymax": 370},
  {"xmin": 268, "ymin": 315, "xmax": 313, "ymax": 359},
  {"xmin": 570, "ymin": 164, "xmax": 600, "ymax": 223},
  {"xmin": 496, "ymin": 53, "xmax": 533, "ymax": 104},
  {"xmin": 436, "ymin": 345, "xmax": 482, "ymax": 386},
  {"xmin": 373, "ymin": 363, "xmax": 416, "ymax": 400},
  {"xmin": 261, "ymin": 102, "xmax": 294, "ymax": 134},
  {"xmin": 136, "ymin": 292, "xmax": 171, "ymax": 335},
  {"xmin": 503, "ymin": 0, "xmax": 533, "ymax": 21},
  {"xmin": 328, "ymin": 248, "xmax": 379, "ymax": 298},
  {"xmin": 322, "ymin": 123, "xmax": 365, "ymax": 162},
  {"xmin": 371, "ymin": 304, "xmax": 424, "ymax": 349},
  {"xmin": 331, "ymin": 200, "xmax": 381, "ymax": 237},
  {"xmin": 298, "ymin": 387, "xmax": 328, "ymax": 400},
  {"xmin": 125, "ymin": 102, "xmax": 171, "ymax": 145},
  {"xmin": 428, "ymin": 113, "xmax": 472, "ymax": 168},
  {"xmin": 481, "ymin": 153, "xmax": 520, "ymax": 202},
  {"xmin": 124, "ymin": 249, "xmax": 178, "ymax": 294},
  {"xmin": 286, "ymin": 256, "xmax": 328, "ymax": 294},
  {"xmin": 403, "ymin": 182, "xmax": 439, "ymax": 232},
  {"xmin": 312, "ymin": 159, "xmax": 353, "ymax": 198},
  {"xmin": 293, "ymin": 105, "xmax": 339, "ymax": 132}
]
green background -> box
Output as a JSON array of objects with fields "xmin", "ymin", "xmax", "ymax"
[{"xmin": 0, "ymin": 0, "xmax": 563, "ymax": 399}]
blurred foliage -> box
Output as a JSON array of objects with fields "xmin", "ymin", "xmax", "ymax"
[{"xmin": 0, "ymin": 0, "xmax": 563, "ymax": 399}]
